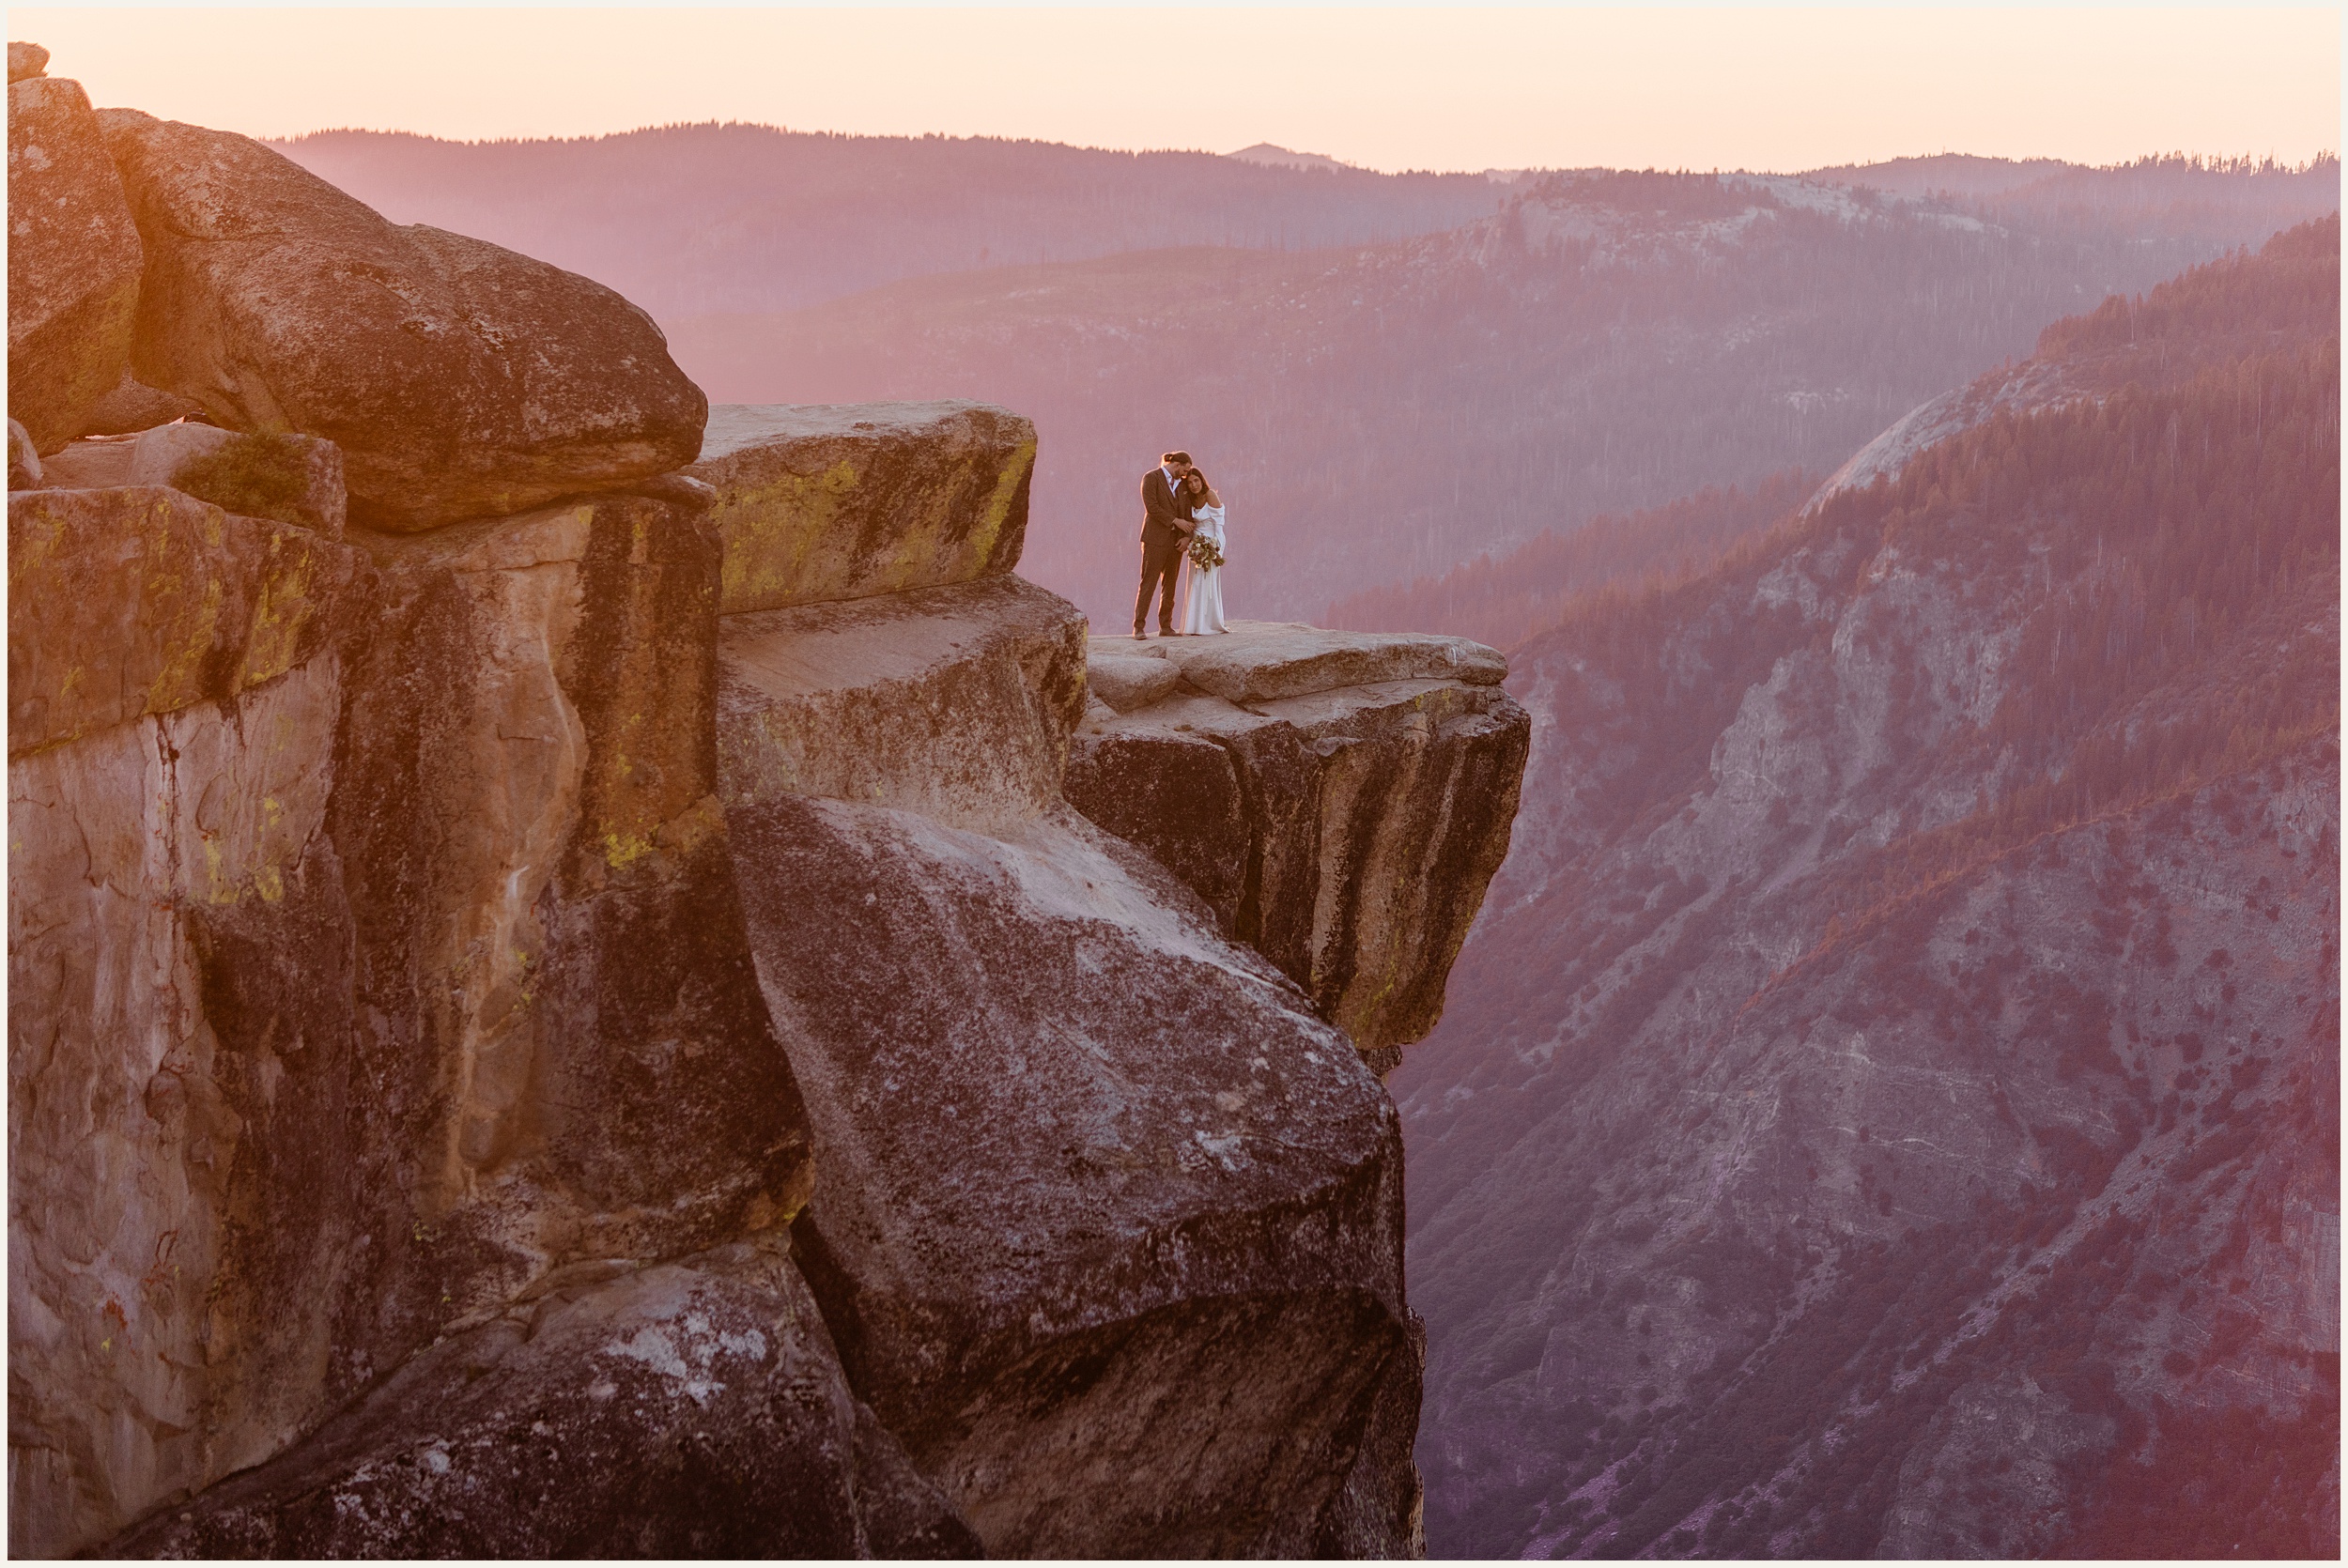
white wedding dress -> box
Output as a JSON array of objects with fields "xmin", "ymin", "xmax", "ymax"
[{"xmin": 1180, "ymin": 502, "xmax": 1228, "ymax": 634}]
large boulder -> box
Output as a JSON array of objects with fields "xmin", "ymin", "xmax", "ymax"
[
  {"xmin": 718, "ymin": 574, "xmax": 1087, "ymax": 836},
  {"xmin": 96, "ymin": 111, "xmax": 706, "ymax": 531},
  {"xmin": 1066, "ymin": 624, "xmax": 1531, "ymax": 1064},
  {"xmin": 714, "ymin": 575, "xmax": 1422, "ymax": 1556},
  {"xmin": 103, "ymin": 1243, "xmax": 977, "ymax": 1558},
  {"xmin": 687, "ymin": 402, "xmax": 1036, "ymax": 614},
  {"xmin": 8, "ymin": 71, "xmax": 144, "ymax": 451},
  {"xmin": 733, "ymin": 795, "xmax": 1418, "ymax": 1558}
]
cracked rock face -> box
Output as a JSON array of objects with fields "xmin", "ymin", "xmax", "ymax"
[
  {"xmin": 7, "ymin": 70, "xmax": 145, "ymax": 450},
  {"xmin": 734, "ymin": 795, "xmax": 1416, "ymax": 1557},
  {"xmin": 715, "ymin": 580, "xmax": 1429, "ymax": 1556},
  {"xmin": 1065, "ymin": 623, "xmax": 1531, "ymax": 1063},
  {"xmin": 718, "ymin": 574, "xmax": 1087, "ymax": 836},
  {"xmin": 687, "ymin": 401, "xmax": 1036, "ymax": 614},
  {"xmin": 8, "ymin": 485, "xmax": 818, "ymax": 1557},
  {"xmin": 102, "ymin": 1242, "xmax": 977, "ymax": 1558},
  {"xmin": 95, "ymin": 111, "xmax": 706, "ymax": 530}
]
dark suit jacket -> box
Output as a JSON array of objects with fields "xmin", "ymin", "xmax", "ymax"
[{"xmin": 1140, "ymin": 468, "xmax": 1193, "ymax": 549}]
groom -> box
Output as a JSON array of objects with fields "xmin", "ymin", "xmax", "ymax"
[{"xmin": 1135, "ymin": 450, "xmax": 1195, "ymax": 638}]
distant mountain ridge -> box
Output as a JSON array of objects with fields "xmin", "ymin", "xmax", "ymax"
[
  {"xmin": 270, "ymin": 123, "xmax": 1506, "ymax": 317},
  {"xmin": 668, "ymin": 164, "xmax": 2335, "ymax": 627}
]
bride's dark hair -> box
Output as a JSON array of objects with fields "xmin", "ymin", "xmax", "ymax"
[{"xmin": 1180, "ymin": 468, "xmax": 1209, "ymax": 510}]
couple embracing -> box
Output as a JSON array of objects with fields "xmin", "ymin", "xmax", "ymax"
[{"xmin": 1134, "ymin": 450, "xmax": 1229, "ymax": 638}]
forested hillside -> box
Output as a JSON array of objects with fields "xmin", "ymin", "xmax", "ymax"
[
  {"xmin": 669, "ymin": 167, "xmax": 2336, "ymax": 625},
  {"xmin": 1391, "ymin": 217, "xmax": 2340, "ymax": 1558},
  {"xmin": 1324, "ymin": 469, "xmax": 1813, "ymax": 652}
]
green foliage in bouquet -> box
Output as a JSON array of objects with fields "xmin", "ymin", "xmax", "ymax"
[
  {"xmin": 171, "ymin": 432, "xmax": 311, "ymax": 527},
  {"xmin": 1186, "ymin": 534, "xmax": 1225, "ymax": 572}
]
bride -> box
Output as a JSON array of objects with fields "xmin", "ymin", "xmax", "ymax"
[{"xmin": 1177, "ymin": 468, "xmax": 1228, "ymax": 635}]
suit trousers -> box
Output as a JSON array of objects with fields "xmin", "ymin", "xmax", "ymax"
[{"xmin": 1135, "ymin": 534, "xmax": 1184, "ymax": 632}]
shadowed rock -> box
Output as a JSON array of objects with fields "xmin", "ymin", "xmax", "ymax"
[
  {"xmin": 733, "ymin": 795, "xmax": 1417, "ymax": 1557},
  {"xmin": 96, "ymin": 111, "xmax": 706, "ymax": 531},
  {"xmin": 74, "ymin": 367, "xmax": 208, "ymax": 435},
  {"xmin": 687, "ymin": 402, "xmax": 1036, "ymax": 614},
  {"xmin": 1065, "ymin": 626, "xmax": 1530, "ymax": 1063},
  {"xmin": 8, "ymin": 418, "xmax": 42, "ymax": 487},
  {"xmin": 102, "ymin": 1243, "xmax": 978, "ymax": 1559},
  {"xmin": 8, "ymin": 70, "xmax": 144, "ymax": 450}
]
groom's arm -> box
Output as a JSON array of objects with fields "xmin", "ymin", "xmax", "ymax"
[{"xmin": 1142, "ymin": 471, "xmax": 1179, "ymax": 530}]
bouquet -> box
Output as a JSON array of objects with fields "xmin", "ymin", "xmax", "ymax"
[{"xmin": 1186, "ymin": 534, "xmax": 1225, "ymax": 572}]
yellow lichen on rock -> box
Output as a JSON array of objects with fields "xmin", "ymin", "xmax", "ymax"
[{"xmin": 689, "ymin": 401, "xmax": 1036, "ymax": 615}]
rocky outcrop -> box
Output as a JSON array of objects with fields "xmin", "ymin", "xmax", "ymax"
[
  {"xmin": 8, "ymin": 39, "xmax": 48, "ymax": 82},
  {"xmin": 8, "ymin": 68, "xmax": 145, "ymax": 450},
  {"xmin": 8, "ymin": 484, "xmax": 361, "ymax": 754},
  {"xmin": 715, "ymin": 581, "xmax": 1425, "ymax": 1553},
  {"xmin": 1066, "ymin": 623, "xmax": 1530, "ymax": 1064},
  {"xmin": 34, "ymin": 423, "xmax": 348, "ymax": 534},
  {"xmin": 105, "ymin": 1241, "xmax": 975, "ymax": 1558},
  {"xmin": 8, "ymin": 74, "xmax": 1522, "ymax": 1556},
  {"xmin": 686, "ymin": 401, "xmax": 1035, "ymax": 614},
  {"xmin": 718, "ymin": 574, "xmax": 1086, "ymax": 834},
  {"xmin": 96, "ymin": 111, "xmax": 705, "ymax": 530},
  {"xmin": 8, "ymin": 484, "xmax": 820, "ymax": 1557}
]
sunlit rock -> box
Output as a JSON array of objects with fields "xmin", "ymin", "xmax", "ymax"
[
  {"xmin": 8, "ymin": 484, "xmax": 362, "ymax": 755},
  {"xmin": 718, "ymin": 574, "xmax": 1086, "ymax": 836},
  {"xmin": 687, "ymin": 401, "xmax": 1035, "ymax": 614},
  {"xmin": 8, "ymin": 69, "xmax": 144, "ymax": 450},
  {"xmin": 6, "ymin": 484, "xmax": 816, "ymax": 1556},
  {"xmin": 96, "ymin": 111, "xmax": 706, "ymax": 530}
]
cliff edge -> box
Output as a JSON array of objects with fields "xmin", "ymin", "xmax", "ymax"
[{"xmin": 7, "ymin": 50, "xmax": 1526, "ymax": 1561}]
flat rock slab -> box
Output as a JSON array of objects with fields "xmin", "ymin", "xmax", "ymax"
[
  {"xmin": 718, "ymin": 574, "xmax": 1086, "ymax": 835},
  {"xmin": 8, "ymin": 73, "xmax": 144, "ymax": 450},
  {"xmin": 8, "ymin": 484, "xmax": 364, "ymax": 756},
  {"xmin": 99, "ymin": 111, "xmax": 705, "ymax": 531},
  {"xmin": 103, "ymin": 1243, "xmax": 978, "ymax": 1558},
  {"xmin": 689, "ymin": 402, "xmax": 1036, "ymax": 614},
  {"xmin": 1104, "ymin": 621, "xmax": 1507, "ymax": 705},
  {"xmin": 39, "ymin": 423, "xmax": 347, "ymax": 535},
  {"xmin": 728, "ymin": 795, "xmax": 1414, "ymax": 1557},
  {"xmin": 1071, "ymin": 626, "xmax": 1530, "ymax": 1060}
]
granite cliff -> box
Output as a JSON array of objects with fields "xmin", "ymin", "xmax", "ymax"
[{"xmin": 6, "ymin": 51, "xmax": 1526, "ymax": 1558}]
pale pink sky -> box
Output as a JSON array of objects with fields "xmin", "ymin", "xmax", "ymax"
[{"xmin": 17, "ymin": 6, "xmax": 2340, "ymax": 173}]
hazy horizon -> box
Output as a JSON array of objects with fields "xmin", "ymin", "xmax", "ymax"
[{"xmin": 19, "ymin": 7, "xmax": 2340, "ymax": 174}]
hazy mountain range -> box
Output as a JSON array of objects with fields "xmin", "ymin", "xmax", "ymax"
[
  {"xmin": 1391, "ymin": 218, "xmax": 2340, "ymax": 1558},
  {"xmin": 274, "ymin": 129, "xmax": 2335, "ymax": 630}
]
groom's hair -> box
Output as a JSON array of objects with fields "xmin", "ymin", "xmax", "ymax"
[{"xmin": 1162, "ymin": 451, "xmax": 1193, "ymax": 466}]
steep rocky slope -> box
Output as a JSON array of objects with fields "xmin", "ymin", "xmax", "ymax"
[
  {"xmin": 1393, "ymin": 219, "xmax": 2340, "ymax": 1557},
  {"xmin": 8, "ymin": 54, "xmax": 1525, "ymax": 1559}
]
